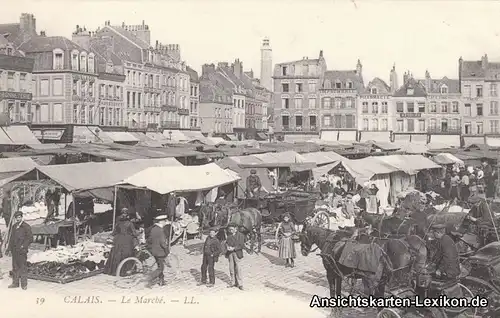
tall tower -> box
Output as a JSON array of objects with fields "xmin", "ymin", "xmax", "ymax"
[{"xmin": 260, "ymin": 37, "xmax": 273, "ymax": 91}]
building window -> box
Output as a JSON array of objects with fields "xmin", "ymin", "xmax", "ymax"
[
  {"xmin": 429, "ymin": 118, "xmax": 437, "ymax": 130},
  {"xmin": 491, "ymin": 84, "xmax": 498, "ymax": 97},
  {"xmin": 407, "ymin": 119, "xmax": 415, "ymax": 132},
  {"xmin": 419, "ymin": 120, "xmax": 425, "ymax": 132},
  {"xmin": 397, "ymin": 120, "xmax": 403, "ymax": 132},
  {"xmin": 477, "ymin": 104, "xmax": 483, "ymax": 116},
  {"xmin": 476, "ymin": 85, "xmax": 483, "ymax": 97},
  {"xmin": 407, "ymin": 102, "xmax": 414, "ymax": 113},
  {"xmin": 347, "ymin": 81, "xmax": 353, "ymax": 89},
  {"xmin": 396, "ymin": 102, "xmax": 404, "ymax": 113},
  {"xmin": 363, "ymin": 119, "xmax": 369, "ymax": 131},
  {"xmin": 490, "ymin": 101, "xmax": 499, "ymax": 115},
  {"xmin": 371, "ymin": 119, "xmax": 378, "ymax": 131},
  {"xmin": 334, "ymin": 98, "xmax": 342, "ymax": 108},
  {"xmin": 323, "ymin": 80, "xmax": 331, "ymax": 89},
  {"xmin": 477, "ymin": 122, "xmax": 483, "ymax": 134},
  {"xmin": 294, "ymin": 98, "xmax": 302, "ymax": 109},
  {"xmin": 441, "ymin": 101, "xmax": 448, "ymax": 113},
  {"xmin": 72, "ymin": 52, "xmax": 79, "ymax": 70},
  {"xmin": 370, "ymin": 87, "xmax": 378, "ymax": 94},
  {"xmin": 308, "ymin": 98, "xmax": 316, "ymax": 109},
  {"xmin": 53, "ymin": 51, "xmax": 64, "ymax": 70},
  {"xmin": 80, "ymin": 53, "xmax": 87, "ymax": 72},
  {"xmin": 464, "ymin": 103, "xmax": 471, "ymax": 116},
  {"xmin": 281, "ymin": 115, "xmax": 289, "ymax": 128},
  {"xmin": 281, "ymin": 98, "xmax": 289, "ymax": 109},
  {"xmin": 440, "ymin": 119, "xmax": 448, "ymax": 132},
  {"xmin": 464, "ymin": 122, "xmax": 471, "ymax": 135},
  {"xmin": 452, "ymin": 101, "xmax": 459, "ymax": 113},
  {"xmin": 335, "ymin": 81, "xmax": 341, "ymax": 89},
  {"xmin": 88, "ymin": 54, "xmax": 95, "ymax": 73},
  {"xmin": 281, "ymin": 83, "xmax": 289, "ymax": 92},
  {"xmin": 440, "ymin": 85, "xmax": 448, "ymax": 94},
  {"xmin": 407, "ymin": 88, "xmax": 414, "ymax": 95},
  {"xmin": 463, "ymin": 85, "xmax": 471, "ymax": 97},
  {"xmin": 490, "ymin": 120, "xmax": 499, "ymax": 133},
  {"xmin": 296, "ymin": 83, "xmax": 303, "ymax": 92},
  {"xmin": 381, "ymin": 119, "xmax": 388, "ymax": 130},
  {"xmin": 334, "ymin": 114, "xmax": 342, "ymax": 128},
  {"xmin": 418, "ymin": 102, "xmax": 425, "ymax": 113},
  {"xmin": 19, "ymin": 73, "xmax": 26, "ymax": 92},
  {"xmin": 451, "ymin": 119, "xmax": 459, "ymax": 130},
  {"xmin": 7, "ymin": 72, "xmax": 14, "ymax": 90},
  {"xmin": 53, "ymin": 103, "xmax": 63, "ymax": 122},
  {"xmin": 429, "ymin": 102, "xmax": 437, "ymax": 113},
  {"xmin": 40, "ymin": 79, "xmax": 49, "ymax": 96},
  {"xmin": 281, "ymin": 66, "xmax": 288, "ymax": 76},
  {"xmin": 295, "ymin": 115, "xmax": 303, "ymax": 128},
  {"xmin": 53, "ymin": 78, "xmax": 63, "ymax": 96},
  {"xmin": 309, "ymin": 115, "xmax": 317, "ymax": 128},
  {"xmin": 308, "ymin": 81, "xmax": 316, "ymax": 91},
  {"xmin": 345, "ymin": 98, "xmax": 353, "ymax": 108},
  {"xmin": 371, "ymin": 102, "xmax": 378, "ymax": 114},
  {"xmin": 40, "ymin": 104, "xmax": 49, "ymax": 122},
  {"xmin": 323, "ymin": 97, "xmax": 331, "ymax": 109},
  {"xmin": 323, "ymin": 115, "xmax": 331, "ymax": 127},
  {"xmin": 346, "ymin": 115, "xmax": 354, "ymax": 128},
  {"xmin": 362, "ymin": 102, "xmax": 368, "ymax": 113}
]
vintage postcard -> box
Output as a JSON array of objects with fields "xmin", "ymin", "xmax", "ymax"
[{"xmin": 0, "ymin": 0, "xmax": 498, "ymax": 317}]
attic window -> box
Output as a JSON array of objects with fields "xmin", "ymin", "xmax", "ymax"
[
  {"xmin": 371, "ymin": 87, "xmax": 378, "ymax": 94},
  {"xmin": 335, "ymin": 81, "xmax": 341, "ymax": 89},
  {"xmin": 407, "ymin": 88, "xmax": 414, "ymax": 95},
  {"xmin": 347, "ymin": 81, "xmax": 353, "ymax": 89},
  {"xmin": 440, "ymin": 86, "xmax": 448, "ymax": 94}
]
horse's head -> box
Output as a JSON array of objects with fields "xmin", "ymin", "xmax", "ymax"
[{"xmin": 297, "ymin": 223, "xmax": 314, "ymax": 256}]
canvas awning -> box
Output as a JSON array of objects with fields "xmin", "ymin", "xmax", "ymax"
[
  {"xmin": 252, "ymin": 150, "xmax": 307, "ymax": 164},
  {"xmin": 119, "ymin": 163, "xmax": 240, "ymax": 194},
  {"xmin": 486, "ymin": 136, "xmax": 500, "ymax": 147},
  {"xmin": 360, "ymin": 131, "xmax": 391, "ymax": 143},
  {"xmin": 182, "ymin": 131, "xmax": 205, "ymax": 140},
  {"xmin": 338, "ymin": 131, "xmax": 357, "ymax": 141},
  {"xmin": 225, "ymin": 134, "xmax": 238, "ymax": 141},
  {"xmin": 2, "ymin": 125, "xmax": 40, "ymax": 145},
  {"xmin": 256, "ymin": 133, "xmax": 268, "ymax": 141},
  {"xmin": 146, "ymin": 132, "xmax": 170, "ymax": 144},
  {"xmin": 162, "ymin": 130, "xmax": 189, "ymax": 142},
  {"xmin": 128, "ymin": 132, "xmax": 164, "ymax": 148},
  {"xmin": 395, "ymin": 143, "xmax": 428, "ymax": 154},
  {"xmin": 104, "ymin": 132, "xmax": 139, "ymax": 143},
  {"xmin": 312, "ymin": 161, "xmax": 341, "ymax": 180},
  {"xmin": 0, "ymin": 128, "xmax": 13, "ymax": 144},
  {"xmin": 375, "ymin": 155, "xmax": 440, "ymax": 175},
  {"xmin": 73, "ymin": 126, "xmax": 113, "ymax": 143},
  {"xmin": 430, "ymin": 135, "xmax": 460, "ymax": 147},
  {"xmin": 0, "ymin": 157, "xmax": 38, "ymax": 180},
  {"xmin": 301, "ymin": 151, "xmax": 345, "ymax": 165},
  {"xmin": 433, "ymin": 153, "xmax": 464, "ymax": 166},
  {"xmin": 283, "ymin": 134, "xmax": 317, "ymax": 143}
]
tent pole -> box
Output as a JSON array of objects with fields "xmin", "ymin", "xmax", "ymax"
[
  {"xmin": 168, "ymin": 192, "xmax": 176, "ymax": 249},
  {"xmin": 112, "ymin": 185, "xmax": 118, "ymax": 231},
  {"xmin": 72, "ymin": 193, "xmax": 77, "ymax": 245}
]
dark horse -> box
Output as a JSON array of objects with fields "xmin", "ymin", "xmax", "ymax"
[
  {"xmin": 299, "ymin": 224, "xmax": 427, "ymax": 318},
  {"xmin": 216, "ymin": 207, "xmax": 262, "ymax": 253}
]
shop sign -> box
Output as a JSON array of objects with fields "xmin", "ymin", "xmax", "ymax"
[
  {"xmin": 399, "ymin": 113, "xmax": 422, "ymax": 118},
  {"xmin": 32, "ymin": 129, "xmax": 65, "ymax": 140},
  {"xmin": 0, "ymin": 91, "xmax": 32, "ymax": 101}
]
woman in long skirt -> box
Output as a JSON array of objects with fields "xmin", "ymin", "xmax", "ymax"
[
  {"xmin": 104, "ymin": 208, "xmax": 139, "ymax": 275},
  {"xmin": 277, "ymin": 213, "xmax": 296, "ymax": 268}
]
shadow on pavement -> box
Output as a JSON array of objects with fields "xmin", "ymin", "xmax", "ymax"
[
  {"xmin": 260, "ymin": 251, "xmax": 286, "ymax": 266},
  {"xmin": 189, "ymin": 268, "xmax": 231, "ymax": 285},
  {"xmin": 297, "ymin": 273, "xmax": 328, "ymax": 288}
]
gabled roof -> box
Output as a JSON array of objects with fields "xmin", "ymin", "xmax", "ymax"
[
  {"xmin": 277, "ymin": 58, "xmax": 319, "ymax": 66},
  {"xmin": 0, "ymin": 23, "xmax": 24, "ymax": 47},
  {"xmin": 241, "ymin": 72, "xmax": 256, "ymax": 92},
  {"xmin": 218, "ymin": 66, "xmax": 246, "ymax": 90},
  {"xmin": 416, "ymin": 77, "xmax": 460, "ymax": 94},
  {"xmin": 200, "ymin": 79, "xmax": 231, "ymax": 104},
  {"xmin": 365, "ymin": 77, "xmax": 390, "ymax": 94},
  {"xmin": 393, "ymin": 78, "xmax": 427, "ymax": 97},
  {"xmin": 89, "ymin": 39, "xmax": 123, "ymax": 74},
  {"xmin": 108, "ymin": 25, "xmax": 150, "ymax": 49},
  {"xmin": 322, "ymin": 70, "xmax": 364, "ymax": 92},
  {"xmin": 18, "ymin": 36, "xmax": 84, "ymax": 53},
  {"xmin": 187, "ymin": 66, "xmax": 199, "ymax": 82},
  {"xmin": 95, "ymin": 27, "xmax": 144, "ymax": 64},
  {"xmin": 461, "ymin": 60, "xmax": 486, "ymax": 78}
]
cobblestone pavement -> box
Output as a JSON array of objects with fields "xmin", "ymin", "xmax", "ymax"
[{"xmin": 0, "ymin": 238, "xmax": 377, "ymax": 318}]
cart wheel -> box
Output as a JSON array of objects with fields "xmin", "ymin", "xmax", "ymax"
[
  {"xmin": 377, "ymin": 308, "xmax": 403, "ymax": 318},
  {"xmin": 458, "ymin": 283, "xmax": 478, "ymax": 318},
  {"xmin": 311, "ymin": 210, "xmax": 330, "ymax": 229},
  {"xmin": 115, "ymin": 257, "xmax": 144, "ymax": 277}
]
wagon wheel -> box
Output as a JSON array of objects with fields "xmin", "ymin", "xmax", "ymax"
[
  {"xmin": 311, "ymin": 210, "xmax": 330, "ymax": 229},
  {"xmin": 460, "ymin": 276, "xmax": 497, "ymax": 316},
  {"xmin": 377, "ymin": 308, "xmax": 403, "ymax": 318},
  {"xmin": 457, "ymin": 282, "xmax": 479, "ymax": 318}
]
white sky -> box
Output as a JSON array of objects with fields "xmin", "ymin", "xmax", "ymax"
[{"xmin": 2, "ymin": 0, "xmax": 500, "ymax": 84}]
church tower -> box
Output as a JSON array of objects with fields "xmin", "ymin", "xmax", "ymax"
[
  {"xmin": 260, "ymin": 37, "xmax": 273, "ymax": 91},
  {"xmin": 390, "ymin": 64, "xmax": 398, "ymax": 93}
]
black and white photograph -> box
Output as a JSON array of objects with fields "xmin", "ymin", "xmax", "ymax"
[{"xmin": 0, "ymin": 0, "xmax": 499, "ymax": 317}]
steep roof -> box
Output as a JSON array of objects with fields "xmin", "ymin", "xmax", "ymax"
[
  {"xmin": 416, "ymin": 77, "xmax": 460, "ymax": 94},
  {"xmin": 461, "ymin": 60, "xmax": 486, "ymax": 78},
  {"xmin": 200, "ymin": 79, "xmax": 231, "ymax": 104},
  {"xmin": 187, "ymin": 66, "xmax": 199, "ymax": 82},
  {"xmin": 89, "ymin": 40, "xmax": 123, "ymax": 74},
  {"xmin": 18, "ymin": 36, "xmax": 83, "ymax": 53},
  {"xmin": 0, "ymin": 23, "xmax": 24, "ymax": 46},
  {"xmin": 393, "ymin": 78, "xmax": 427, "ymax": 97},
  {"xmin": 95, "ymin": 26, "xmax": 144, "ymax": 64},
  {"xmin": 365, "ymin": 77, "xmax": 390, "ymax": 94},
  {"xmin": 277, "ymin": 58, "xmax": 319, "ymax": 66},
  {"xmin": 108, "ymin": 25, "xmax": 150, "ymax": 49},
  {"xmin": 322, "ymin": 70, "xmax": 364, "ymax": 92},
  {"xmin": 218, "ymin": 66, "xmax": 245, "ymax": 89}
]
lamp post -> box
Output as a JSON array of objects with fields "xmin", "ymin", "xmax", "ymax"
[{"xmin": 168, "ymin": 130, "xmax": 172, "ymax": 140}]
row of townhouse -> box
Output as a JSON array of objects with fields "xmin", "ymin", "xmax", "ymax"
[
  {"xmin": 272, "ymin": 50, "xmax": 499, "ymax": 142},
  {"xmin": 198, "ymin": 59, "xmax": 272, "ymax": 139},
  {"xmin": 0, "ymin": 14, "xmax": 200, "ymax": 141}
]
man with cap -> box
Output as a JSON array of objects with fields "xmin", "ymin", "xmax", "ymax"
[
  {"xmin": 246, "ymin": 169, "xmax": 262, "ymax": 198},
  {"xmin": 146, "ymin": 214, "xmax": 170, "ymax": 288},
  {"xmin": 468, "ymin": 193, "xmax": 496, "ymax": 247},
  {"xmin": 198, "ymin": 226, "xmax": 222, "ymax": 287},
  {"xmin": 225, "ymin": 223, "xmax": 246, "ymax": 290},
  {"xmin": 8, "ymin": 211, "xmax": 33, "ymax": 290},
  {"xmin": 429, "ymin": 223, "xmax": 460, "ymax": 282}
]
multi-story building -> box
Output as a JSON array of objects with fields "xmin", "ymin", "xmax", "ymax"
[
  {"xmin": 72, "ymin": 20, "xmax": 189, "ymax": 131},
  {"xmin": 199, "ymin": 64, "xmax": 233, "ymax": 134},
  {"xmin": 319, "ymin": 60, "xmax": 364, "ymax": 141},
  {"xmin": 260, "ymin": 38, "xmax": 272, "ymax": 91},
  {"xmin": 187, "ymin": 66, "xmax": 200, "ymax": 130},
  {"xmin": 244, "ymin": 70, "xmax": 272, "ymax": 134},
  {"xmin": 459, "ymin": 55, "xmax": 500, "ymax": 140},
  {"xmin": 417, "ymin": 71, "xmax": 461, "ymax": 146},
  {"xmin": 273, "ymin": 51, "xmax": 327, "ymax": 138},
  {"xmin": 0, "ymin": 42, "xmax": 35, "ymax": 125}
]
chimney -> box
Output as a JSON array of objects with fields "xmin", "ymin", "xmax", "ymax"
[
  {"xmin": 356, "ymin": 59, "xmax": 362, "ymax": 76},
  {"xmin": 425, "ymin": 70, "xmax": 431, "ymax": 92},
  {"xmin": 458, "ymin": 56, "xmax": 463, "ymax": 93},
  {"xmin": 202, "ymin": 63, "xmax": 216, "ymax": 76},
  {"xmin": 403, "ymin": 71, "xmax": 409, "ymax": 84},
  {"xmin": 232, "ymin": 59, "xmax": 243, "ymax": 78},
  {"xmin": 482, "ymin": 54, "xmax": 488, "ymax": 69},
  {"xmin": 217, "ymin": 62, "xmax": 229, "ymax": 69},
  {"xmin": 40, "ymin": 30, "xmax": 46, "ymax": 37},
  {"xmin": 319, "ymin": 50, "xmax": 323, "ymax": 58}
]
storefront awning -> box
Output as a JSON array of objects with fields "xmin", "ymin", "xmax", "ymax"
[
  {"xmin": 225, "ymin": 134, "xmax": 238, "ymax": 141},
  {"xmin": 360, "ymin": 131, "xmax": 390, "ymax": 143},
  {"xmin": 2, "ymin": 125, "xmax": 40, "ymax": 145},
  {"xmin": 73, "ymin": 126, "xmax": 113, "ymax": 143},
  {"xmin": 430, "ymin": 135, "xmax": 460, "ymax": 147},
  {"xmin": 256, "ymin": 133, "xmax": 267, "ymax": 141},
  {"xmin": 32, "ymin": 128, "xmax": 66, "ymax": 141},
  {"xmin": 162, "ymin": 130, "xmax": 189, "ymax": 142},
  {"xmin": 104, "ymin": 132, "xmax": 139, "ymax": 143},
  {"xmin": 0, "ymin": 128, "xmax": 13, "ymax": 145}
]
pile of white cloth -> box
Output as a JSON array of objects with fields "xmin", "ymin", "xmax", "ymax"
[{"xmin": 28, "ymin": 241, "xmax": 111, "ymax": 264}]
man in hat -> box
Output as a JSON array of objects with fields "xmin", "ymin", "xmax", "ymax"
[
  {"xmin": 430, "ymin": 223, "xmax": 460, "ymax": 282},
  {"xmin": 146, "ymin": 214, "xmax": 170, "ymax": 288},
  {"xmin": 246, "ymin": 169, "xmax": 262, "ymax": 198},
  {"xmin": 468, "ymin": 193, "xmax": 496, "ymax": 247},
  {"xmin": 225, "ymin": 223, "xmax": 246, "ymax": 290},
  {"xmin": 198, "ymin": 227, "xmax": 222, "ymax": 287},
  {"xmin": 8, "ymin": 211, "xmax": 33, "ymax": 290}
]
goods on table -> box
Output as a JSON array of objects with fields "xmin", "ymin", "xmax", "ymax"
[
  {"xmin": 315, "ymin": 201, "xmax": 355, "ymax": 230},
  {"xmin": 28, "ymin": 241, "xmax": 111, "ymax": 264},
  {"xmin": 27, "ymin": 260, "xmax": 103, "ymax": 280}
]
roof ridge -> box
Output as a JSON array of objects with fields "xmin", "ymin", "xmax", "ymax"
[{"xmin": 104, "ymin": 25, "xmax": 144, "ymax": 54}]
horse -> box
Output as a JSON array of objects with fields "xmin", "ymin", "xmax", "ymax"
[
  {"xmin": 359, "ymin": 210, "xmax": 424, "ymax": 237},
  {"xmin": 216, "ymin": 207, "xmax": 262, "ymax": 253},
  {"xmin": 298, "ymin": 224, "xmax": 426, "ymax": 318}
]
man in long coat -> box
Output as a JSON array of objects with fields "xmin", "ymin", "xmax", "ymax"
[
  {"xmin": 8, "ymin": 211, "xmax": 33, "ymax": 290},
  {"xmin": 430, "ymin": 223, "xmax": 460, "ymax": 282},
  {"xmin": 146, "ymin": 215, "xmax": 170, "ymax": 288},
  {"xmin": 246, "ymin": 169, "xmax": 262, "ymax": 198}
]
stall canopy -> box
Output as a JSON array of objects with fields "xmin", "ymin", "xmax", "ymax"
[
  {"xmin": 432, "ymin": 153, "xmax": 464, "ymax": 166},
  {"xmin": 0, "ymin": 128, "xmax": 13, "ymax": 144},
  {"xmin": 128, "ymin": 132, "xmax": 164, "ymax": 148},
  {"xmin": 119, "ymin": 163, "xmax": 240, "ymax": 195},
  {"xmin": 252, "ymin": 150, "xmax": 307, "ymax": 163},
  {"xmin": 146, "ymin": 132, "xmax": 170, "ymax": 144},
  {"xmin": 73, "ymin": 126, "xmax": 113, "ymax": 143},
  {"xmin": 0, "ymin": 157, "xmax": 38, "ymax": 179},
  {"xmin": 312, "ymin": 161, "xmax": 342, "ymax": 180},
  {"xmin": 395, "ymin": 143, "xmax": 428, "ymax": 154},
  {"xmin": 216, "ymin": 157, "xmax": 273, "ymax": 197},
  {"xmin": 2, "ymin": 158, "xmax": 182, "ymax": 192},
  {"xmin": 182, "ymin": 131, "xmax": 206, "ymax": 141},
  {"xmin": 301, "ymin": 151, "xmax": 346, "ymax": 165},
  {"xmin": 104, "ymin": 132, "xmax": 139, "ymax": 143},
  {"xmin": 375, "ymin": 155, "xmax": 440, "ymax": 175},
  {"xmin": 2, "ymin": 125, "xmax": 41, "ymax": 145},
  {"xmin": 162, "ymin": 130, "xmax": 189, "ymax": 142}
]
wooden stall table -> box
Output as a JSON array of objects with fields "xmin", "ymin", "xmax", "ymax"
[{"xmin": 31, "ymin": 220, "xmax": 75, "ymax": 250}]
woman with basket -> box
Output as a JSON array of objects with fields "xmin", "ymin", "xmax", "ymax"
[{"xmin": 276, "ymin": 213, "xmax": 297, "ymax": 268}]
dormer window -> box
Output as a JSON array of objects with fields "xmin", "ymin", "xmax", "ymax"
[
  {"xmin": 88, "ymin": 53, "xmax": 95, "ymax": 73},
  {"xmin": 53, "ymin": 49, "xmax": 64, "ymax": 70},
  {"xmin": 79, "ymin": 52, "xmax": 88, "ymax": 72},
  {"xmin": 347, "ymin": 81, "xmax": 353, "ymax": 89},
  {"xmin": 71, "ymin": 50, "xmax": 79, "ymax": 70},
  {"xmin": 407, "ymin": 88, "xmax": 414, "ymax": 95},
  {"xmin": 440, "ymin": 85, "xmax": 448, "ymax": 94},
  {"xmin": 6, "ymin": 46, "xmax": 13, "ymax": 56},
  {"xmin": 323, "ymin": 80, "xmax": 331, "ymax": 89},
  {"xmin": 371, "ymin": 87, "xmax": 378, "ymax": 94},
  {"xmin": 335, "ymin": 81, "xmax": 341, "ymax": 89}
]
